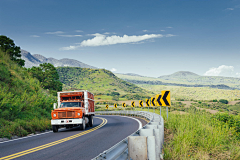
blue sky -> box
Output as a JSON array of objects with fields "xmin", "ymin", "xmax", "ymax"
[{"xmin": 0, "ymin": 0, "xmax": 240, "ymax": 77}]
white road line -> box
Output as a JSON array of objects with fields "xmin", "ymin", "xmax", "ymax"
[
  {"xmin": 0, "ymin": 128, "xmax": 66, "ymax": 144},
  {"xmin": 98, "ymin": 115, "xmax": 142, "ymax": 130},
  {"xmin": 120, "ymin": 116, "xmax": 142, "ymax": 130},
  {"xmin": 0, "ymin": 131, "xmax": 53, "ymax": 144}
]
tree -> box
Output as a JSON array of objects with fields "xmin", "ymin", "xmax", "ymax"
[
  {"xmin": 0, "ymin": 35, "xmax": 25, "ymax": 66},
  {"xmin": 28, "ymin": 63, "xmax": 62, "ymax": 94}
]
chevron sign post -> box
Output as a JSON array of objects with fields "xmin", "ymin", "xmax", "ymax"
[
  {"xmin": 156, "ymin": 94, "xmax": 162, "ymax": 115},
  {"xmin": 146, "ymin": 99, "xmax": 150, "ymax": 112},
  {"xmin": 139, "ymin": 100, "xmax": 143, "ymax": 111},
  {"xmin": 151, "ymin": 97, "xmax": 156, "ymax": 113},
  {"xmin": 131, "ymin": 101, "xmax": 135, "ymax": 111},
  {"xmin": 160, "ymin": 90, "xmax": 171, "ymax": 119}
]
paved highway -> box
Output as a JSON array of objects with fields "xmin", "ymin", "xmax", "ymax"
[{"xmin": 0, "ymin": 115, "xmax": 146, "ymax": 160}]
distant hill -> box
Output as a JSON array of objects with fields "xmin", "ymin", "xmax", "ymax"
[
  {"xmin": 159, "ymin": 71, "xmax": 199, "ymax": 80},
  {"xmin": 157, "ymin": 71, "xmax": 240, "ymax": 89},
  {"xmin": 20, "ymin": 49, "xmax": 96, "ymax": 69},
  {"xmin": 116, "ymin": 72, "xmax": 240, "ymax": 90},
  {"xmin": 119, "ymin": 73, "xmax": 144, "ymax": 77},
  {"xmin": 57, "ymin": 67, "xmax": 152, "ymax": 99}
]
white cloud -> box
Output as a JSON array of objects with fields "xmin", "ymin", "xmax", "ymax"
[
  {"xmin": 75, "ymin": 30, "xmax": 83, "ymax": 32},
  {"xmin": 143, "ymin": 30, "xmax": 148, "ymax": 32},
  {"xmin": 104, "ymin": 32, "xmax": 110, "ymax": 34},
  {"xmin": 60, "ymin": 33, "xmax": 176, "ymax": 50},
  {"xmin": 166, "ymin": 34, "xmax": 176, "ymax": 37},
  {"xmin": 166, "ymin": 27, "xmax": 173, "ymax": 28},
  {"xmin": 110, "ymin": 68, "xmax": 117, "ymax": 72},
  {"xmin": 45, "ymin": 31, "xmax": 64, "ymax": 34},
  {"xmin": 204, "ymin": 65, "xmax": 239, "ymax": 77},
  {"xmin": 60, "ymin": 45, "xmax": 79, "ymax": 50},
  {"xmin": 226, "ymin": 8, "xmax": 234, "ymax": 10},
  {"xmin": 160, "ymin": 30, "xmax": 165, "ymax": 32},
  {"xmin": 30, "ymin": 35, "xmax": 40, "ymax": 37},
  {"xmin": 58, "ymin": 35, "xmax": 82, "ymax": 37}
]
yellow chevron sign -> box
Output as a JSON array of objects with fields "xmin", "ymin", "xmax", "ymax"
[
  {"xmin": 160, "ymin": 90, "xmax": 171, "ymax": 106},
  {"xmin": 146, "ymin": 99, "xmax": 150, "ymax": 107},
  {"xmin": 114, "ymin": 104, "xmax": 117, "ymax": 108},
  {"xmin": 122, "ymin": 102, "xmax": 126, "ymax": 108},
  {"xmin": 151, "ymin": 97, "xmax": 156, "ymax": 106},
  {"xmin": 106, "ymin": 104, "xmax": 109, "ymax": 109},
  {"xmin": 156, "ymin": 94, "xmax": 162, "ymax": 106},
  {"xmin": 131, "ymin": 101, "xmax": 135, "ymax": 107},
  {"xmin": 139, "ymin": 100, "xmax": 143, "ymax": 107}
]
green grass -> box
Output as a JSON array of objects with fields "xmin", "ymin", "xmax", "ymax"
[{"xmin": 163, "ymin": 110, "xmax": 240, "ymax": 159}]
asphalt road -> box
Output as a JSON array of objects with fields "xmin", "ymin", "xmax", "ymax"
[{"xmin": 0, "ymin": 115, "xmax": 145, "ymax": 160}]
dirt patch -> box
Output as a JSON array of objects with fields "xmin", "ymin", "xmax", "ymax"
[
  {"xmin": 228, "ymin": 100, "xmax": 240, "ymax": 105},
  {"xmin": 176, "ymin": 101, "xmax": 197, "ymax": 108},
  {"xmin": 195, "ymin": 107, "xmax": 218, "ymax": 114}
]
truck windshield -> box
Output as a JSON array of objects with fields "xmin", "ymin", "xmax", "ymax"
[{"xmin": 60, "ymin": 102, "xmax": 81, "ymax": 108}]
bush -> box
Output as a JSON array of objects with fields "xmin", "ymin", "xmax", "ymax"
[
  {"xmin": 219, "ymin": 99, "xmax": 228, "ymax": 104},
  {"xmin": 110, "ymin": 92, "xmax": 120, "ymax": 96},
  {"xmin": 212, "ymin": 99, "xmax": 218, "ymax": 102}
]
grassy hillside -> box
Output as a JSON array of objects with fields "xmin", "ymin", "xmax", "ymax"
[
  {"xmin": 57, "ymin": 67, "xmax": 153, "ymax": 101},
  {"xmin": 0, "ymin": 50, "xmax": 55, "ymax": 138},
  {"xmin": 137, "ymin": 84, "xmax": 240, "ymax": 101}
]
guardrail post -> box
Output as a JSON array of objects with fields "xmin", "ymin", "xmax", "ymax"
[
  {"xmin": 147, "ymin": 136, "xmax": 156, "ymax": 160},
  {"xmin": 128, "ymin": 136, "xmax": 147, "ymax": 160}
]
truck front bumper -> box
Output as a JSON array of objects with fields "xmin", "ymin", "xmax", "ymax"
[{"xmin": 51, "ymin": 119, "xmax": 83, "ymax": 125}]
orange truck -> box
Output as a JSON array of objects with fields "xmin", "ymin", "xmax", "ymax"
[{"xmin": 51, "ymin": 90, "xmax": 95, "ymax": 132}]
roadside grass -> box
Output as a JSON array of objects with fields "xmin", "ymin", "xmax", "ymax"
[
  {"xmin": 0, "ymin": 118, "xmax": 51, "ymax": 138},
  {"xmin": 162, "ymin": 110, "xmax": 240, "ymax": 159},
  {"xmin": 97, "ymin": 106, "xmax": 240, "ymax": 159}
]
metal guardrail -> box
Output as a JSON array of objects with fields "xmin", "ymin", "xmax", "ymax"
[{"xmin": 92, "ymin": 111, "xmax": 164, "ymax": 160}]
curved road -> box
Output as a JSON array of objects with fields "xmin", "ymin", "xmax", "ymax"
[{"xmin": 0, "ymin": 115, "xmax": 145, "ymax": 160}]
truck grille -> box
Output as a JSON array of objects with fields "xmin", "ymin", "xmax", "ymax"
[{"xmin": 58, "ymin": 111, "xmax": 75, "ymax": 118}]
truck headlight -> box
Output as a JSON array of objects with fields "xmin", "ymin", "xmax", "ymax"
[
  {"xmin": 78, "ymin": 113, "xmax": 80, "ymax": 116},
  {"xmin": 53, "ymin": 114, "xmax": 56, "ymax": 117}
]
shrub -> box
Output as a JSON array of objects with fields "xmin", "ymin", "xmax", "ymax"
[{"xmin": 219, "ymin": 99, "xmax": 228, "ymax": 104}]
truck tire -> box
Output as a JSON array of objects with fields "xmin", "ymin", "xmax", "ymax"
[
  {"xmin": 89, "ymin": 115, "xmax": 93, "ymax": 127},
  {"xmin": 52, "ymin": 125, "xmax": 58, "ymax": 133},
  {"xmin": 80, "ymin": 119, "xmax": 85, "ymax": 130}
]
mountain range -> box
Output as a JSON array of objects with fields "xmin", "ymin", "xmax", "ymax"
[
  {"xmin": 20, "ymin": 50, "xmax": 240, "ymax": 90},
  {"xmin": 20, "ymin": 50, "xmax": 97, "ymax": 69}
]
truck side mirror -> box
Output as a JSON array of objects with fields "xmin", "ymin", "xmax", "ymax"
[{"xmin": 53, "ymin": 103, "xmax": 57, "ymax": 109}]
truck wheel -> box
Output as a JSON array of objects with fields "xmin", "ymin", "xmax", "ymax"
[
  {"xmin": 52, "ymin": 125, "xmax": 58, "ymax": 133},
  {"xmin": 89, "ymin": 115, "xmax": 93, "ymax": 127},
  {"xmin": 80, "ymin": 119, "xmax": 85, "ymax": 130}
]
